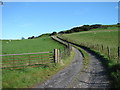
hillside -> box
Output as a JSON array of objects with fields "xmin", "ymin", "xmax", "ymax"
[
  {"xmin": 58, "ymin": 26, "xmax": 118, "ymax": 60},
  {"xmin": 2, "ymin": 35, "xmax": 65, "ymax": 54}
]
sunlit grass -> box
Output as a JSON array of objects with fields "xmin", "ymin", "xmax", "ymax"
[
  {"xmin": 60, "ymin": 29, "xmax": 118, "ymax": 63},
  {"xmin": 2, "ymin": 35, "xmax": 71, "ymax": 88},
  {"xmin": 2, "ymin": 35, "xmax": 64, "ymax": 54},
  {"xmin": 2, "ymin": 49, "xmax": 75, "ymax": 88}
]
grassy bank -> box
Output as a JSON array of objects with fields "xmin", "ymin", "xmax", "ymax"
[{"xmin": 2, "ymin": 35, "xmax": 75, "ymax": 88}]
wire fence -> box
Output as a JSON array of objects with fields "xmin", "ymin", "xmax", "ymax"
[
  {"xmin": 0, "ymin": 36, "xmax": 73, "ymax": 70},
  {"xmin": 73, "ymin": 41, "xmax": 118, "ymax": 64},
  {"xmin": 57, "ymin": 36, "xmax": 119, "ymax": 64}
]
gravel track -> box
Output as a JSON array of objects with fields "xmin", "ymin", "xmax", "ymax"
[
  {"xmin": 35, "ymin": 47, "xmax": 83, "ymax": 88},
  {"xmin": 67, "ymin": 52, "xmax": 110, "ymax": 88},
  {"xmin": 35, "ymin": 36, "xmax": 110, "ymax": 88}
]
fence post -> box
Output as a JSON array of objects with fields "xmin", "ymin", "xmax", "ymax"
[
  {"xmin": 54, "ymin": 49, "xmax": 58, "ymax": 63},
  {"xmin": 94, "ymin": 44, "xmax": 97, "ymax": 49},
  {"xmin": 107, "ymin": 46, "xmax": 110, "ymax": 60},
  {"xmin": 101, "ymin": 44, "xmax": 104, "ymax": 51},
  {"xmin": 97, "ymin": 44, "xmax": 99, "ymax": 51},
  {"xmin": 57, "ymin": 49, "xmax": 60, "ymax": 63}
]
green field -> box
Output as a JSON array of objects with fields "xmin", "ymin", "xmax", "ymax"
[
  {"xmin": 59, "ymin": 27, "xmax": 118, "ymax": 63},
  {"xmin": 2, "ymin": 35, "xmax": 64, "ymax": 54},
  {"xmin": 2, "ymin": 35, "xmax": 75, "ymax": 88},
  {"xmin": 90, "ymin": 26, "xmax": 118, "ymax": 31}
]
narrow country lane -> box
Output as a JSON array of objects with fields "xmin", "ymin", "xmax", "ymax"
[
  {"xmin": 35, "ymin": 36, "xmax": 110, "ymax": 88},
  {"xmin": 67, "ymin": 52, "xmax": 110, "ymax": 88},
  {"xmin": 35, "ymin": 47, "xmax": 83, "ymax": 88}
]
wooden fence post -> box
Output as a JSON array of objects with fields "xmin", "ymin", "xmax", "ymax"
[
  {"xmin": 97, "ymin": 44, "xmax": 99, "ymax": 51},
  {"xmin": 101, "ymin": 44, "xmax": 104, "ymax": 51},
  {"xmin": 54, "ymin": 49, "xmax": 58, "ymax": 63},
  {"xmin": 57, "ymin": 49, "xmax": 60, "ymax": 63},
  {"xmin": 107, "ymin": 46, "xmax": 110, "ymax": 60}
]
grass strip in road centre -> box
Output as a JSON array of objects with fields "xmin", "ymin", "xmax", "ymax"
[
  {"xmin": 72, "ymin": 45, "xmax": 89, "ymax": 70},
  {"xmin": 67, "ymin": 45, "xmax": 90, "ymax": 88}
]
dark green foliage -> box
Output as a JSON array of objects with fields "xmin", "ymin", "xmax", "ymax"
[
  {"xmin": 50, "ymin": 32, "xmax": 57, "ymax": 36},
  {"xmin": 58, "ymin": 31, "xmax": 65, "ymax": 34},
  {"xmin": 21, "ymin": 37, "xmax": 25, "ymax": 40},
  {"xmin": 81, "ymin": 25, "xmax": 91, "ymax": 31},
  {"xmin": 28, "ymin": 36, "xmax": 35, "ymax": 39},
  {"xmin": 90, "ymin": 24, "xmax": 102, "ymax": 29},
  {"xmin": 58, "ymin": 24, "xmax": 118, "ymax": 34},
  {"xmin": 37, "ymin": 33, "xmax": 50, "ymax": 38}
]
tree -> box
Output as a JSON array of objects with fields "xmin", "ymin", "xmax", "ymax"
[
  {"xmin": 28, "ymin": 36, "xmax": 35, "ymax": 39},
  {"xmin": 117, "ymin": 23, "xmax": 120, "ymax": 25},
  {"xmin": 81, "ymin": 25, "xmax": 91, "ymax": 31},
  {"xmin": 90, "ymin": 24, "xmax": 102, "ymax": 29},
  {"xmin": 21, "ymin": 37, "xmax": 25, "ymax": 40},
  {"xmin": 50, "ymin": 32, "xmax": 57, "ymax": 36},
  {"xmin": 58, "ymin": 31, "xmax": 65, "ymax": 34}
]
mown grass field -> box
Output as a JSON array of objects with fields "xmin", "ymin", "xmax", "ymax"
[
  {"xmin": 59, "ymin": 27, "xmax": 118, "ymax": 62},
  {"xmin": 2, "ymin": 35, "xmax": 75, "ymax": 88},
  {"xmin": 2, "ymin": 35, "xmax": 64, "ymax": 54},
  {"xmin": 90, "ymin": 26, "xmax": 118, "ymax": 31},
  {"xmin": 58, "ymin": 26, "xmax": 120, "ymax": 88}
]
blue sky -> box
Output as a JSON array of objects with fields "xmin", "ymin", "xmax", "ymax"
[{"xmin": 2, "ymin": 2, "xmax": 118, "ymax": 39}]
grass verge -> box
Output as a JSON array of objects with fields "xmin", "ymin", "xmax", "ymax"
[{"xmin": 2, "ymin": 49, "xmax": 75, "ymax": 88}]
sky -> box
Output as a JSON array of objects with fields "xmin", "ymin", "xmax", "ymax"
[{"xmin": 1, "ymin": 2, "xmax": 118, "ymax": 39}]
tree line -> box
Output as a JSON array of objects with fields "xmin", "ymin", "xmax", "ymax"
[
  {"xmin": 50, "ymin": 24, "xmax": 119, "ymax": 35},
  {"xmin": 24, "ymin": 23, "xmax": 119, "ymax": 39}
]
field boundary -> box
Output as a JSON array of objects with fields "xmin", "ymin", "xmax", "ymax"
[
  {"xmin": 0, "ymin": 52, "xmax": 50, "ymax": 56},
  {"xmin": 57, "ymin": 35, "xmax": 119, "ymax": 64},
  {"xmin": 1, "ymin": 47, "xmax": 72, "ymax": 70},
  {"xmin": 1, "ymin": 51, "xmax": 53, "ymax": 70}
]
